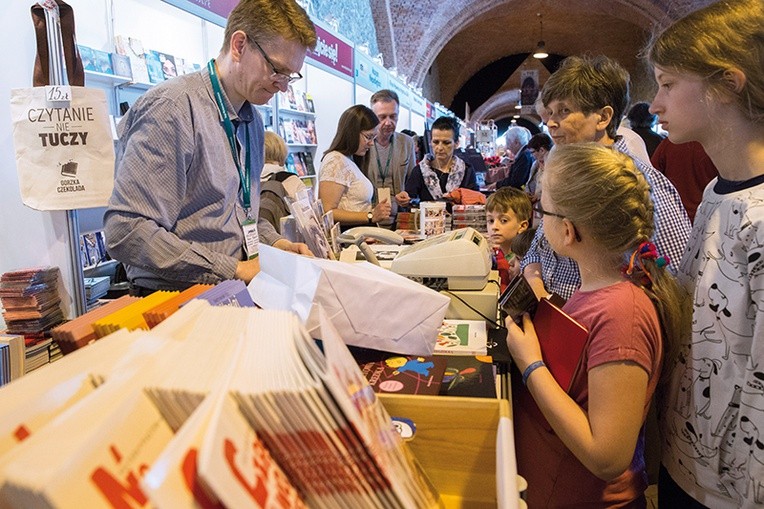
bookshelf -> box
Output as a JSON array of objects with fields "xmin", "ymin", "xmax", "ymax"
[{"xmin": 276, "ymin": 85, "xmax": 319, "ymax": 186}]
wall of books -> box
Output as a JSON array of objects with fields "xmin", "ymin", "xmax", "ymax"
[{"xmin": 0, "ymin": 0, "xmax": 462, "ymax": 325}]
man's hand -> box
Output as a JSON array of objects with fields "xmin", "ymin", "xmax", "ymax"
[
  {"xmin": 234, "ymin": 257, "xmax": 261, "ymax": 284},
  {"xmin": 395, "ymin": 191, "xmax": 411, "ymax": 207},
  {"xmin": 273, "ymin": 238, "xmax": 314, "ymax": 257}
]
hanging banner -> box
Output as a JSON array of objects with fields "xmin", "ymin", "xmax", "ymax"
[
  {"xmin": 354, "ymin": 50, "xmax": 387, "ymax": 92},
  {"xmin": 160, "ymin": 0, "xmax": 237, "ymax": 27},
  {"xmin": 410, "ymin": 94, "xmax": 426, "ymax": 118},
  {"xmin": 10, "ymin": 86, "xmax": 115, "ymax": 210},
  {"xmin": 520, "ymin": 69, "xmax": 540, "ymax": 115},
  {"xmin": 387, "ymin": 78, "xmax": 411, "ymax": 109},
  {"xmin": 307, "ymin": 24, "xmax": 353, "ymax": 78},
  {"xmin": 426, "ymin": 102, "xmax": 436, "ymax": 121}
]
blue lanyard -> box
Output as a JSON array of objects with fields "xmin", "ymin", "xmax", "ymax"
[{"xmin": 207, "ymin": 59, "xmax": 251, "ymax": 213}]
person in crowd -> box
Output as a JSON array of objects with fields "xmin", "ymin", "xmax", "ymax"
[
  {"xmin": 507, "ymin": 143, "xmax": 689, "ymax": 507},
  {"xmin": 261, "ymin": 131, "xmax": 288, "ymax": 181},
  {"xmin": 259, "ymin": 132, "xmax": 307, "ymax": 233},
  {"xmin": 650, "ymin": 139, "xmax": 718, "ymax": 224},
  {"xmin": 627, "ymin": 102, "xmax": 665, "ymax": 158},
  {"xmin": 104, "ymin": 0, "xmax": 315, "ymax": 294},
  {"xmin": 645, "ymin": 1, "xmax": 764, "ymax": 506},
  {"xmin": 511, "ymin": 227, "xmax": 536, "ymax": 259},
  {"xmin": 367, "ymin": 90, "xmax": 418, "ymax": 227},
  {"xmin": 617, "ymin": 122, "xmax": 652, "ymax": 165},
  {"xmin": 495, "ymin": 126, "xmax": 533, "ymax": 189},
  {"xmin": 521, "ymin": 55, "xmax": 691, "ymax": 301},
  {"xmin": 318, "ymin": 105, "xmax": 391, "ymax": 228},
  {"xmin": 499, "ymin": 147, "xmax": 513, "ymax": 167},
  {"xmin": 404, "ymin": 116, "xmax": 478, "ymax": 204},
  {"xmin": 525, "ymin": 132, "xmax": 553, "ymax": 206},
  {"xmin": 485, "ymin": 187, "xmax": 532, "ymax": 291}
]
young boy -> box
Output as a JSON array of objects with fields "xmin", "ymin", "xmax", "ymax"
[{"xmin": 485, "ymin": 187, "xmax": 532, "ymax": 291}]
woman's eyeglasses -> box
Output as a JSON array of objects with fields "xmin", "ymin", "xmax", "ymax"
[
  {"xmin": 361, "ymin": 132, "xmax": 377, "ymax": 142},
  {"xmin": 533, "ymin": 204, "xmax": 582, "ymax": 242}
]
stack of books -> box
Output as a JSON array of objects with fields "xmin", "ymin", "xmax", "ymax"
[
  {"xmin": 452, "ymin": 204, "xmax": 488, "ymax": 235},
  {"xmin": 278, "ymin": 85, "xmax": 315, "ymax": 112},
  {"xmin": 0, "ymin": 303, "xmax": 440, "ymax": 507},
  {"xmin": 0, "ymin": 267, "xmax": 63, "ymax": 336},
  {"xmin": 195, "ymin": 279, "xmax": 255, "ymax": 307},
  {"xmin": 49, "ymin": 280, "xmax": 258, "ymax": 356},
  {"xmin": 50, "ymin": 295, "xmax": 141, "ymax": 354},
  {"xmin": 91, "ymin": 291, "xmax": 179, "ymax": 337},
  {"xmin": 83, "ymin": 276, "xmax": 110, "ymax": 305},
  {"xmin": 279, "ymin": 119, "xmax": 318, "ymax": 145},
  {"xmin": 0, "ymin": 268, "xmax": 65, "ymax": 376},
  {"xmin": 142, "ymin": 284, "xmax": 213, "ymax": 328}
]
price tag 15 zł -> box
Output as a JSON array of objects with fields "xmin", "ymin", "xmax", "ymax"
[{"xmin": 45, "ymin": 85, "xmax": 72, "ymax": 104}]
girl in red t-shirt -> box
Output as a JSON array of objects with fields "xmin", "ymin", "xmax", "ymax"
[{"xmin": 506, "ymin": 144, "xmax": 689, "ymax": 507}]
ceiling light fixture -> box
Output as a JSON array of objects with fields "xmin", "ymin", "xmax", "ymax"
[{"xmin": 533, "ymin": 13, "xmax": 548, "ymax": 59}]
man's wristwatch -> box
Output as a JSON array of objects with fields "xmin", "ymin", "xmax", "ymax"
[{"xmin": 367, "ymin": 211, "xmax": 374, "ymax": 224}]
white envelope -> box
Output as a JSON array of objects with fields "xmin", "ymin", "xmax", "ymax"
[{"xmin": 249, "ymin": 245, "xmax": 450, "ymax": 356}]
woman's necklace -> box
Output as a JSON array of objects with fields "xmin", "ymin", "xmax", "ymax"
[{"xmin": 436, "ymin": 156, "xmax": 453, "ymax": 173}]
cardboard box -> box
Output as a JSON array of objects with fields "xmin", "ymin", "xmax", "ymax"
[{"xmin": 379, "ymin": 394, "xmax": 517, "ymax": 508}]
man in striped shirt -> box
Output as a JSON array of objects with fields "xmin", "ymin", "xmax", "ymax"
[
  {"xmin": 105, "ymin": 1, "xmax": 316, "ymax": 294},
  {"xmin": 521, "ymin": 55, "xmax": 690, "ymax": 300}
]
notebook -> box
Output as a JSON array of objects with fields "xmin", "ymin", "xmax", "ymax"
[{"xmin": 533, "ymin": 298, "xmax": 589, "ymax": 391}]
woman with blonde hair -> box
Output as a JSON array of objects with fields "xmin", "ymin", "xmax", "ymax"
[{"xmin": 261, "ymin": 131, "xmax": 288, "ymax": 181}]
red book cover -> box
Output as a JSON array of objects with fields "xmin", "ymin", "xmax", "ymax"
[{"xmin": 533, "ymin": 298, "xmax": 589, "ymax": 391}]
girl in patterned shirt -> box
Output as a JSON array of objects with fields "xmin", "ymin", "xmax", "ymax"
[{"xmin": 646, "ymin": 0, "xmax": 764, "ymax": 506}]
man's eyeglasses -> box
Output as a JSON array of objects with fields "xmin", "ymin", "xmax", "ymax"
[
  {"xmin": 250, "ymin": 37, "xmax": 302, "ymax": 84},
  {"xmin": 533, "ymin": 204, "xmax": 582, "ymax": 242}
]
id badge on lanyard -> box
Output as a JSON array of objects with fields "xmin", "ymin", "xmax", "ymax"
[
  {"xmin": 208, "ymin": 59, "xmax": 259, "ymax": 260},
  {"xmin": 242, "ymin": 217, "xmax": 259, "ymax": 260}
]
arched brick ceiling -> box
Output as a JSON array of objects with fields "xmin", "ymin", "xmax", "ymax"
[{"xmin": 370, "ymin": 0, "xmax": 715, "ymax": 122}]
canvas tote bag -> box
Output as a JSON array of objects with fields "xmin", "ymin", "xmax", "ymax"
[{"xmin": 10, "ymin": 0, "xmax": 114, "ymax": 211}]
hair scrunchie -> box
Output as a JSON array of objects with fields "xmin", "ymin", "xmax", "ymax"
[{"xmin": 623, "ymin": 241, "xmax": 670, "ymax": 285}]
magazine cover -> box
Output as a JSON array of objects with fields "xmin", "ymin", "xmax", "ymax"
[
  {"xmin": 438, "ymin": 355, "xmax": 496, "ymax": 398},
  {"xmin": 152, "ymin": 51, "xmax": 178, "ymax": 79},
  {"xmin": 92, "ymin": 49, "xmax": 114, "ymax": 74},
  {"xmin": 145, "ymin": 51, "xmax": 165, "ymax": 83},
  {"xmin": 434, "ymin": 319, "xmax": 488, "ymax": 356},
  {"xmin": 110, "ymin": 53, "xmax": 132, "ymax": 79},
  {"xmin": 77, "ymin": 45, "xmax": 97, "ymax": 72}
]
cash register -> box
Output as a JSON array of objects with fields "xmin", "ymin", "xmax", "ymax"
[{"xmin": 389, "ymin": 227, "xmax": 491, "ymax": 291}]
